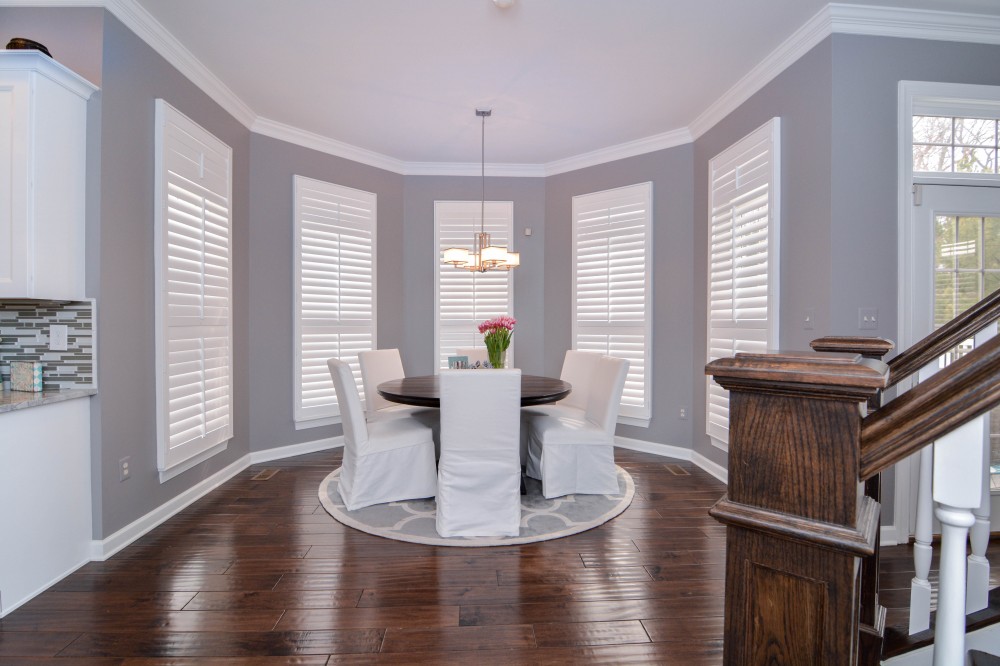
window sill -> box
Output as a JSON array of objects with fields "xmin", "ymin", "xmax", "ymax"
[
  {"xmin": 295, "ymin": 415, "xmax": 341, "ymax": 430},
  {"xmin": 159, "ymin": 440, "xmax": 228, "ymax": 483},
  {"xmin": 618, "ymin": 414, "xmax": 651, "ymax": 428}
]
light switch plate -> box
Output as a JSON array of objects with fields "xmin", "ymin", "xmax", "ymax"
[
  {"xmin": 49, "ymin": 324, "xmax": 68, "ymax": 351},
  {"xmin": 858, "ymin": 307, "xmax": 878, "ymax": 330}
]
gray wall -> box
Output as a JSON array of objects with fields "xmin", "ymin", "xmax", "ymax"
[
  {"xmin": 247, "ymin": 134, "xmax": 405, "ymax": 452},
  {"xmin": 691, "ymin": 38, "xmax": 835, "ymax": 469},
  {"xmin": 92, "ymin": 14, "xmax": 253, "ymax": 536},
  {"xmin": 544, "ymin": 146, "xmax": 696, "ymax": 449},
  {"xmin": 402, "ymin": 176, "xmax": 547, "ymax": 376}
]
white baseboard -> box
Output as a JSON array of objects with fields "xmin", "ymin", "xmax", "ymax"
[
  {"xmin": 613, "ymin": 435, "xmax": 729, "ymax": 485},
  {"xmin": 90, "ymin": 436, "xmax": 342, "ymax": 561},
  {"xmin": 249, "ymin": 436, "xmax": 342, "ymax": 464},
  {"xmin": 880, "ymin": 524, "xmax": 902, "ymax": 547},
  {"xmin": 614, "ymin": 435, "xmax": 693, "ymax": 461},
  {"xmin": 0, "ymin": 556, "xmax": 91, "ymax": 618},
  {"xmin": 692, "ymin": 451, "xmax": 729, "ymax": 484}
]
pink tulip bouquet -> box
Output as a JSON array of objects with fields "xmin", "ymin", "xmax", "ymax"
[{"xmin": 478, "ymin": 316, "xmax": 516, "ymax": 368}]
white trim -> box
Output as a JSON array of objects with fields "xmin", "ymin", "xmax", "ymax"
[
  {"xmin": 0, "ymin": 556, "xmax": 90, "ymax": 618},
  {"xmin": 249, "ymin": 435, "xmax": 343, "ymax": 464},
  {"xmin": 544, "ymin": 128, "xmax": 693, "ymax": 176},
  {"xmin": 618, "ymin": 415, "xmax": 652, "ymax": 428},
  {"xmin": 92, "ymin": 451, "xmax": 250, "ymax": 561},
  {"xmin": 612, "ymin": 435, "xmax": 729, "ymax": 485},
  {"xmin": 404, "ymin": 161, "xmax": 545, "ymax": 178},
  {"xmin": 90, "ymin": 436, "xmax": 343, "ymax": 562},
  {"xmin": 692, "ymin": 450, "xmax": 729, "ymax": 485},
  {"xmin": 880, "ymin": 523, "xmax": 901, "ymax": 548},
  {"xmin": 157, "ymin": 440, "xmax": 228, "ymax": 483},
  {"xmin": 294, "ymin": 415, "xmax": 340, "ymax": 430},
  {"xmin": 5, "ymin": 2, "xmax": 1000, "ymax": 173}
]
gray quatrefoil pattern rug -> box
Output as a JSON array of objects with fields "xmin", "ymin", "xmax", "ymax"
[{"xmin": 318, "ymin": 466, "xmax": 634, "ymax": 547}]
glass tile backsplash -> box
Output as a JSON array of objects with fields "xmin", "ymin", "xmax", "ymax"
[{"xmin": 0, "ymin": 300, "xmax": 95, "ymax": 390}]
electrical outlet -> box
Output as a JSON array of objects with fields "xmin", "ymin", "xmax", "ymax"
[
  {"xmin": 119, "ymin": 457, "xmax": 131, "ymax": 482},
  {"xmin": 858, "ymin": 307, "xmax": 878, "ymax": 330},
  {"xmin": 679, "ymin": 407, "xmax": 688, "ymax": 420},
  {"xmin": 49, "ymin": 324, "xmax": 68, "ymax": 351},
  {"xmin": 803, "ymin": 308, "xmax": 815, "ymax": 331}
]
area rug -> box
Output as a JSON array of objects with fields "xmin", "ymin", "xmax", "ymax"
[{"xmin": 317, "ymin": 466, "xmax": 634, "ymax": 547}]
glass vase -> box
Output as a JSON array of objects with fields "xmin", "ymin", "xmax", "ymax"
[{"xmin": 488, "ymin": 347, "xmax": 507, "ymax": 369}]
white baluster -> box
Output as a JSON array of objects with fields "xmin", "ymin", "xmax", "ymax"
[
  {"xmin": 934, "ymin": 503, "xmax": 976, "ymax": 666},
  {"xmin": 910, "ymin": 445, "xmax": 934, "ymax": 634},
  {"xmin": 932, "ymin": 418, "xmax": 986, "ymax": 666},
  {"xmin": 967, "ymin": 323, "xmax": 995, "ymax": 613},
  {"xmin": 909, "ymin": 360, "xmax": 941, "ymax": 635}
]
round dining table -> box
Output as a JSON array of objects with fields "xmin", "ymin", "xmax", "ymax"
[{"xmin": 377, "ymin": 374, "xmax": 571, "ymax": 408}]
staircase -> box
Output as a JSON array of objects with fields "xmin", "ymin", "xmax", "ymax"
[{"xmin": 706, "ymin": 288, "xmax": 1000, "ymax": 665}]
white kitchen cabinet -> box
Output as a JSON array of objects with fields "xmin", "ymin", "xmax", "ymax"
[
  {"xmin": 0, "ymin": 397, "xmax": 92, "ymax": 616},
  {"xmin": 0, "ymin": 51, "xmax": 97, "ymax": 300}
]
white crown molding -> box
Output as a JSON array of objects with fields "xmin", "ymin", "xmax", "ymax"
[
  {"xmin": 829, "ymin": 2, "xmax": 1000, "ymax": 45},
  {"xmin": 544, "ymin": 127, "xmax": 693, "ymax": 176},
  {"xmin": 404, "ymin": 161, "xmax": 546, "ymax": 178},
  {"xmin": 252, "ymin": 116, "xmax": 408, "ymax": 174},
  {"xmin": 6, "ymin": 2, "xmax": 1000, "ymax": 174},
  {"xmin": 688, "ymin": 4, "xmax": 833, "ymax": 140}
]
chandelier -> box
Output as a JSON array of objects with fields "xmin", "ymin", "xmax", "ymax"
[{"xmin": 441, "ymin": 109, "xmax": 519, "ymax": 272}]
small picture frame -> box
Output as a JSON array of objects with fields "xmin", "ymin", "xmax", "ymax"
[{"xmin": 448, "ymin": 355, "xmax": 469, "ymax": 369}]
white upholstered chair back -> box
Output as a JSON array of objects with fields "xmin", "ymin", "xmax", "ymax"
[
  {"xmin": 586, "ymin": 355, "xmax": 630, "ymax": 435},
  {"xmin": 456, "ymin": 347, "xmax": 490, "ymax": 366},
  {"xmin": 358, "ymin": 349, "xmax": 406, "ymax": 416},
  {"xmin": 436, "ymin": 368, "xmax": 522, "ymax": 537},
  {"xmin": 559, "ymin": 350, "xmax": 601, "ymax": 410},
  {"xmin": 327, "ymin": 358, "xmax": 369, "ymax": 449}
]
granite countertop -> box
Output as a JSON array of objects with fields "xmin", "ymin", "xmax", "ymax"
[{"xmin": 0, "ymin": 388, "xmax": 97, "ymax": 414}]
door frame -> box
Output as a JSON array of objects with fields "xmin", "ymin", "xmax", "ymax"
[{"xmin": 893, "ymin": 81, "xmax": 1000, "ymax": 544}]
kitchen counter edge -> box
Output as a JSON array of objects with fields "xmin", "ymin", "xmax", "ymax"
[{"xmin": 0, "ymin": 388, "xmax": 97, "ymax": 414}]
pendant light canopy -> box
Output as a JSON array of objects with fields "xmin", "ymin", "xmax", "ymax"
[{"xmin": 441, "ymin": 109, "xmax": 519, "ymax": 272}]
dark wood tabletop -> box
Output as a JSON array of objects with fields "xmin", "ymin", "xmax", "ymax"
[{"xmin": 377, "ymin": 374, "xmax": 571, "ymax": 408}]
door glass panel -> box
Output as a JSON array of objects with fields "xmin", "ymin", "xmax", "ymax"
[{"xmin": 934, "ymin": 212, "xmax": 1000, "ymax": 486}]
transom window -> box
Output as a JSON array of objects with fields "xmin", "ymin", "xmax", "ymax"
[{"xmin": 913, "ymin": 115, "xmax": 999, "ymax": 174}]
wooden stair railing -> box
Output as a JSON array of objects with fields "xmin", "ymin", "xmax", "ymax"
[
  {"xmin": 706, "ymin": 350, "xmax": 887, "ymax": 665},
  {"xmin": 707, "ymin": 336, "xmax": 1000, "ymax": 665}
]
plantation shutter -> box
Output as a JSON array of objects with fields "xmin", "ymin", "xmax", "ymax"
[
  {"xmin": 294, "ymin": 176, "xmax": 376, "ymax": 423},
  {"xmin": 154, "ymin": 99, "xmax": 233, "ymax": 473},
  {"xmin": 707, "ymin": 118, "xmax": 780, "ymax": 445},
  {"xmin": 572, "ymin": 182, "xmax": 652, "ymax": 425},
  {"xmin": 435, "ymin": 201, "xmax": 513, "ymax": 369}
]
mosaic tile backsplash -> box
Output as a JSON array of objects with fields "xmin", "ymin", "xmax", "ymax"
[{"xmin": 0, "ymin": 300, "xmax": 95, "ymax": 391}]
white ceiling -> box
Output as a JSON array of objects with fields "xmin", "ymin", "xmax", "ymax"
[{"xmin": 133, "ymin": 0, "xmax": 1000, "ymax": 169}]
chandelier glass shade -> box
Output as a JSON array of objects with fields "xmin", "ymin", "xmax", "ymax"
[{"xmin": 442, "ymin": 109, "xmax": 519, "ymax": 272}]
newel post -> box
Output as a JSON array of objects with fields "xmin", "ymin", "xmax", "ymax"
[{"xmin": 706, "ymin": 351, "xmax": 889, "ymax": 665}]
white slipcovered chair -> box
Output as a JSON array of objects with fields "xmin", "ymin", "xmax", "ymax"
[
  {"xmin": 456, "ymin": 347, "xmax": 490, "ymax": 366},
  {"xmin": 358, "ymin": 348, "xmax": 421, "ymax": 422},
  {"xmin": 436, "ymin": 369, "xmax": 522, "ymax": 537},
  {"xmin": 327, "ymin": 358, "xmax": 437, "ymax": 511},
  {"xmin": 519, "ymin": 349, "xmax": 601, "ymax": 459},
  {"xmin": 525, "ymin": 355, "xmax": 628, "ymax": 499}
]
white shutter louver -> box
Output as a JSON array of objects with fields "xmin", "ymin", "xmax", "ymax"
[
  {"xmin": 155, "ymin": 99, "xmax": 233, "ymax": 473},
  {"xmin": 706, "ymin": 118, "xmax": 780, "ymax": 446},
  {"xmin": 435, "ymin": 201, "xmax": 513, "ymax": 369},
  {"xmin": 294, "ymin": 176, "xmax": 376, "ymax": 423},
  {"xmin": 572, "ymin": 183, "xmax": 653, "ymax": 424}
]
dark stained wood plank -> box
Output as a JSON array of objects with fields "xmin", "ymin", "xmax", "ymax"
[
  {"xmin": 0, "ymin": 609, "xmax": 284, "ymax": 633},
  {"xmin": 274, "ymin": 606, "xmax": 460, "ymax": 631},
  {"xmin": 58, "ymin": 629, "xmax": 385, "ymax": 658},
  {"xmin": 119, "ymin": 658, "xmax": 329, "ymax": 665},
  {"xmin": 15, "ymin": 591, "xmax": 196, "ymax": 613},
  {"xmin": 642, "ymin": 615, "xmax": 726, "ymax": 642},
  {"xmin": 326, "ymin": 641, "xmax": 725, "ymax": 664},
  {"xmin": 0, "ymin": 631, "xmax": 82, "ymax": 657},
  {"xmin": 379, "ymin": 624, "xmax": 535, "ymax": 653},
  {"xmin": 459, "ymin": 596, "xmax": 725, "ymax": 626},
  {"xmin": 532, "ymin": 620, "xmax": 651, "ymax": 647},
  {"xmin": 182, "ymin": 590, "xmax": 363, "ymax": 611}
]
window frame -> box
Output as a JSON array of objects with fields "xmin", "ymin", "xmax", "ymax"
[
  {"xmin": 292, "ymin": 175, "xmax": 378, "ymax": 428},
  {"xmin": 571, "ymin": 182, "xmax": 654, "ymax": 427},
  {"xmin": 153, "ymin": 98, "xmax": 234, "ymax": 481},
  {"xmin": 433, "ymin": 200, "xmax": 514, "ymax": 371},
  {"xmin": 705, "ymin": 117, "xmax": 781, "ymax": 450}
]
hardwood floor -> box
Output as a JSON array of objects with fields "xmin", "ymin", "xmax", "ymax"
[{"xmin": 0, "ymin": 448, "xmax": 994, "ymax": 664}]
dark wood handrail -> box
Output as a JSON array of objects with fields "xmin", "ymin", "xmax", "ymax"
[
  {"xmin": 887, "ymin": 288, "xmax": 1000, "ymax": 386},
  {"xmin": 860, "ymin": 333, "xmax": 1000, "ymax": 479}
]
